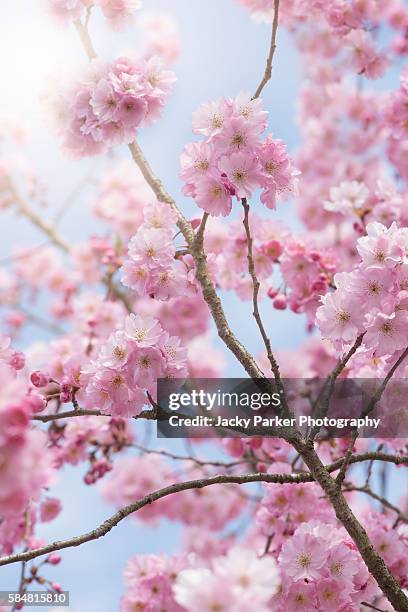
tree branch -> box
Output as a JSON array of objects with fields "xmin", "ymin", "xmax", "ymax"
[
  {"xmin": 252, "ymin": 0, "xmax": 280, "ymax": 99},
  {"xmin": 293, "ymin": 440, "xmax": 408, "ymax": 611},
  {"xmin": 0, "ymin": 471, "xmax": 314, "ymax": 567}
]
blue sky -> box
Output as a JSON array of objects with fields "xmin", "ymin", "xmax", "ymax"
[{"xmin": 0, "ymin": 2, "xmax": 405, "ymax": 610}]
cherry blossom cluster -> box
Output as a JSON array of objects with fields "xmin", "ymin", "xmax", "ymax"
[
  {"xmin": 121, "ymin": 201, "xmax": 196, "ymax": 301},
  {"xmin": 175, "ymin": 547, "xmax": 280, "ymax": 612},
  {"xmin": 48, "ymin": 56, "xmax": 175, "ymax": 158},
  {"xmin": 236, "ymin": 0, "xmax": 407, "ymax": 72},
  {"xmin": 50, "ymin": 415, "xmax": 134, "ymax": 485},
  {"xmin": 120, "ymin": 554, "xmax": 188, "ymax": 611},
  {"xmin": 233, "ymin": 0, "xmax": 408, "ymax": 294},
  {"xmin": 49, "ymin": 0, "xmax": 142, "ymax": 30},
  {"xmin": 120, "ymin": 528, "xmax": 402, "ymax": 612},
  {"xmin": 23, "ymin": 298, "xmax": 189, "ymax": 418},
  {"xmin": 256, "ymin": 479, "xmax": 335, "ymax": 542},
  {"xmin": 120, "ymin": 547, "xmax": 280, "ymax": 612},
  {"xmin": 82, "ymin": 313, "xmax": 187, "ymax": 417},
  {"xmin": 275, "ymin": 521, "xmax": 381, "ymax": 610},
  {"xmin": 180, "ymin": 93, "xmax": 299, "ymax": 216},
  {"xmin": 202, "ymin": 214, "xmax": 337, "ymax": 323},
  {"xmin": 0, "ymin": 344, "xmax": 54, "ymax": 550},
  {"xmin": 317, "ymin": 221, "xmax": 408, "ymax": 357}
]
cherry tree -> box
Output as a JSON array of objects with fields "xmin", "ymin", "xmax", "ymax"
[{"xmin": 0, "ymin": 0, "xmax": 408, "ymax": 610}]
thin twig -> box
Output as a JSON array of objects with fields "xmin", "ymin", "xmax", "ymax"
[
  {"xmin": 309, "ymin": 333, "xmax": 364, "ymax": 439},
  {"xmin": 344, "ymin": 484, "xmax": 408, "ymax": 523},
  {"xmin": 73, "ymin": 19, "xmax": 96, "ymax": 61},
  {"xmin": 10, "ymin": 181, "xmax": 69, "ymax": 252},
  {"xmin": 362, "ymin": 346, "xmax": 408, "ymax": 417},
  {"xmin": 262, "ymin": 534, "xmax": 274, "ymax": 556},
  {"xmin": 335, "ymin": 436, "xmax": 356, "ymax": 488},
  {"xmin": 365, "ymin": 444, "xmax": 384, "ymax": 488},
  {"xmin": 33, "ymin": 409, "xmax": 157, "ymax": 423},
  {"xmin": 241, "ymin": 199, "xmax": 291, "ymax": 416},
  {"xmin": 253, "ymin": 0, "xmax": 280, "ymax": 99},
  {"xmin": 131, "ymin": 444, "xmax": 246, "ymax": 468},
  {"xmin": 361, "ymin": 602, "xmax": 387, "ymax": 612}
]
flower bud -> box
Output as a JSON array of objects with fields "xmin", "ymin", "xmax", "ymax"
[
  {"xmin": 25, "ymin": 393, "xmax": 47, "ymax": 414},
  {"xmin": 273, "ymin": 294, "xmax": 287, "ymax": 310},
  {"xmin": 30, "ymin": 370, "xmax": 49, "ymax": 388},
  {"xmin": 190, "ymin": 218, "xmax": 201, "ymax": 229}
]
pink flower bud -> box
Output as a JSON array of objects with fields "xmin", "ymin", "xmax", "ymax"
[
  {"xmin": 290, "ymin": 301, "xmax": 301, "ymax": 313},
  {"xmin": 267, "ymin": 287, "xmax": 279, "ymax": 299},
  {"xmin": 30, "ymin": 370, "xmax": 49, "ymax": 388},
  {"xmin": 353, "ymin": 222, "xmax": 364, "ymax": 235},
  {"xmin": 47, "ymin": 553, "xmax": 61, "ymax": 565},
  {"xmin": 190, "ymin": 218, "xmax": 201, "ymax": 229},
  {"xmin": 84, "ymin": 473, "xmax": 94, "ymax": 485},
  {"xmin": 273, "ymin": 294, "xmax": 287, "ymax": 310},
  {"xmin": 26, "ymin": 393, "xmax": 47, "ymax": 414},
  {"xmin": 51, "ymin": 582, "xmax": 63, "ymax": 593}
]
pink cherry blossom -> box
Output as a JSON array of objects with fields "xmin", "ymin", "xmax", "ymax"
[
  {"xmin": 40, "ymin": 497, "xmax": 62, "ymax": 522},
  {"xmin": 365, "ymin": 310, "xmax": 408, "ymax": 356},
  {"xmin": 278, "ymin": 529, "xmax": 328, "ymax": 580},
  {"xmin": 316, "ymin": 290, "xmax": 365, "ymax": 343},
  {"xmin": 325, "ymin": 180, "xmax": 369, "ymax": 214},
  {"xmin": 218, "ymin": 152, "xmax": 262, "ymax": 198},
  {"xmin": 124, "ymin": 314, "xmax": 163, "ymax": 347},
  {"xmin": 194, "ymin": 175, "xmax": 233, "ymax": 217}
]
